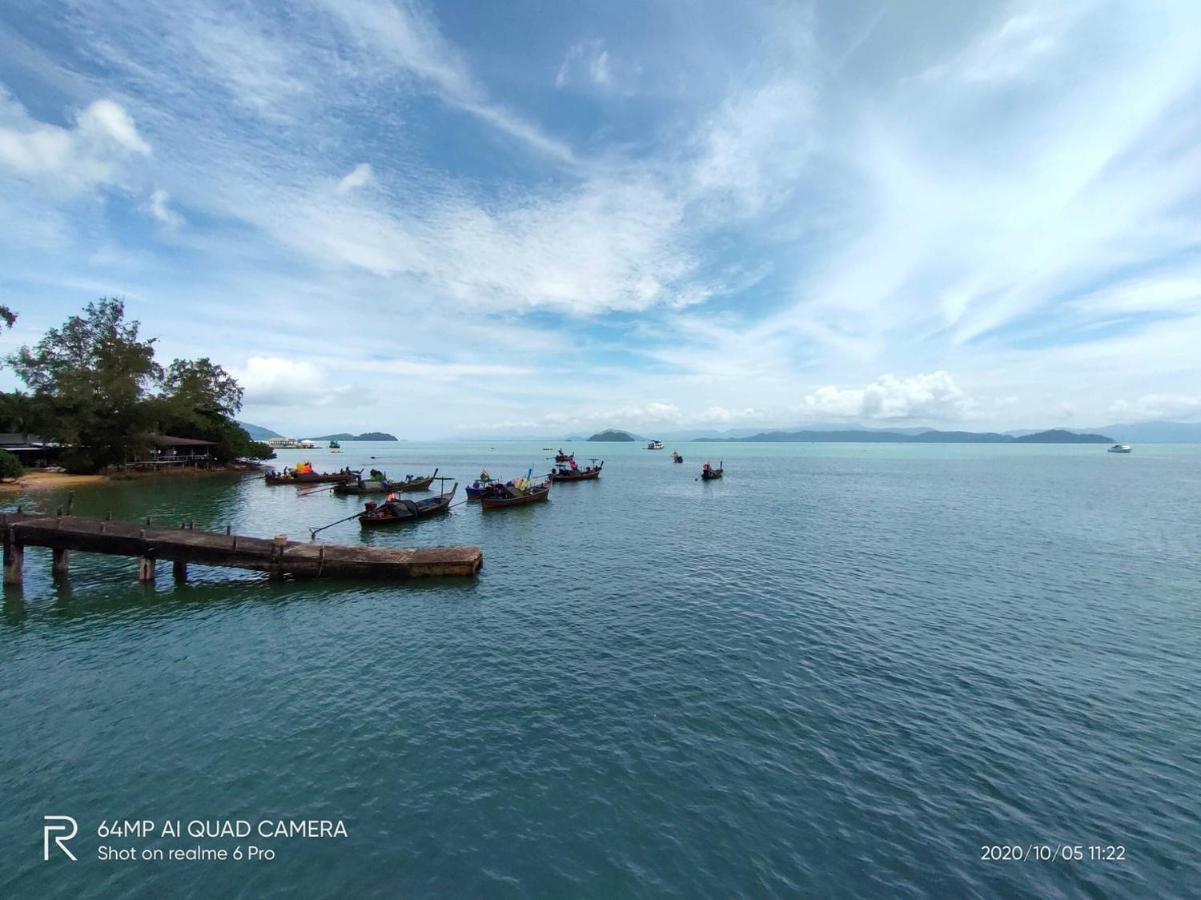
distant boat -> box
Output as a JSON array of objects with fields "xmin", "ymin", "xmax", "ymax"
[
  {"xmin": 329, "ymin": 439, "xmax": 341, "ymax": 450},
  {"xmin": 554, "ymin": 449, "xmax": 574, "ymax": 463},
  {"xmin": 701, "ymin": 460, "xmax": 724, "ymax": 480},
  {"xmin": 647, "ymin": 440, "xmax": 664, "ymax": 450},
  {"xmin": 671, "ymin": 451, "xmax": 683, "ymax": 463},
  {"xmin": 1108, "ymin": 444, "xmax": 1133, "ymax": 454}
]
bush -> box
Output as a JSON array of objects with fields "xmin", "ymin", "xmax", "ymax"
[
  {"xmin": 245, "ymin": 441, "xmax": 276, "ymax": 460},
  {"xmin": 0, "ymin": 448, "xmax": 23, "ymax": 480}
]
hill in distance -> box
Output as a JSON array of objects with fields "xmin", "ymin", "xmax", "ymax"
[
  {"xmin": 696, "ymin": 427, "xmax": 1115, "ymax": 444},
  {"xmin": 239, "ymin": 422, "xmax": 283, "ymax": 440},
  {"xmin": 588, "ymin": 429, "xmax": 638, "ymax": 442},
  {"xmin": 308, "ymin": 432, "xmax": 398, "ymax": 441}
]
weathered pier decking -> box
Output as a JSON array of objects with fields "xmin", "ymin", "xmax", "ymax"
[{"xmin": 0, "ymin": 512, "xmax": 482, "ymax": 583}]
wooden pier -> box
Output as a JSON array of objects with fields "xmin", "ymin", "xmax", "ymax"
[{"xmin": 0, "ymin": 512, "xmax": 482, "ymax": 584}]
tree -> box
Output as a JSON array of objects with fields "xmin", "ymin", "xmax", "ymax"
[
  {"xmin": 7, "ymin": 299, "xmax": 161, "ymax": 472},
  {"xmin": 151, "ymin": 357, "xmax": 259, "ymax": 462},
  {"xmin": 0, "ymin": 306, "xmax": 14, "ymax": 329}
]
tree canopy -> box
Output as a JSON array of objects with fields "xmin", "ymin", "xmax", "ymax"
[{"xmin": 4, "ymin": 298, "xmax": 272, "ymax": 472}]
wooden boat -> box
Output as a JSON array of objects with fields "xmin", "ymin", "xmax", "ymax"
[
  {"xmin": 549, "ymin": 459, "xmax": 602, "ymax": 482},
  {"xmin": 479, "ymin": 480, "xmax": 551, "ymax": 509},
  {"xmin": 672, "ymin": 451, "xmax": 683, "ymax": 463},
  {"xmin": 465, "ymin": 470, "xmax": 497, "ymax": 501},
  {"xmin": 554, "ymin": 449, "xmax": 574, "ymax": 463},
  {"xmin": 334, "ymin": 468, "xmax": 438, "ymax": 495},
  {"xmin": 700, "ymin": 460, "xmax": 724, "ymax": 480},
  {"xmin": 358, "ymin": 484, "xmax": 457, "ymax": 527},
  {"xmin": 265, "ymin": 468, "xmax": 356, "ymax": 486}
]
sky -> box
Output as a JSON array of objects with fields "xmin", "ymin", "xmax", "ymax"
[{"xmin": 1, "ymin": 0, "xmax": 1199, "ymax": 438}]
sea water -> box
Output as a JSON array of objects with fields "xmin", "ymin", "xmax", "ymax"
[{"xmin": 2, "ymin": 442, "xmax": 1199, "ymax": 897}]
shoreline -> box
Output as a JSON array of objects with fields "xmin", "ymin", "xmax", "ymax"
[{"xmin": 0, "ymin": 464, "xmax": 264, "ymax": 493}]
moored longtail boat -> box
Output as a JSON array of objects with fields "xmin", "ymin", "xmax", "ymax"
[
  {"xmin": 479, "ymin": 472, "xmax": 550, "ymax": 509},
  {"xmin": 265, "ymin": 466, "xmax": 356, "ymax": 486},
  {"xmin": 465, "ymin": 469, "xmax": 497, "ymax": 501},
  {"xmin": 554, "ymin": 449, "xmax": 574, "ymax": 463},
  {"xmin": 700, "ymin": 460, "xmax": 724, "ymax": 480},
  {"xmin": 358, "ymin": 484, "xmax": 457, "ymax": 527},
  {"xmin": 672, "ymin": 451, "xmax": 684, "ymax": 463},
  {"xmin": 548, "ymin": 459, "xmax": 603, "ymax": 482},
  {"xmin": 334, "ymin": 468, "xmax": 438, "ymax": 495}
]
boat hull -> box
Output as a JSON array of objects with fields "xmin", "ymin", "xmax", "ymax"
[
  {"xmin": 480, "ymin": 486, "xmax": 551, "ymax": 509},
  {"xmin": 549, "ymin": 466, "xmax": 602, "ymax": 482},
  {"xmin": 265, "ymin": 472, "xmax": 354, "ymax": 486},
  {"xmin": 358, "ymin": 487, "xmax": 456, "ymax": 526},
  {"xmin": 334, "ymin": 475, "xmax": 435, "ymax": 495}
]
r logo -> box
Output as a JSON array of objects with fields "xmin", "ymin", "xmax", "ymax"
[{"xmin": 43, "ymin": 816, "xmax": 78, "ymax": 861}]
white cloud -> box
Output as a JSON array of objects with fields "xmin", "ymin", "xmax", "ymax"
[
  {"xmin": 555, "ymin": 40, "xmax": 613, "ymax": 89},
  {"xmin": 336, "ymin": 162, "xmax": 374, "ymax": 193},
  {"xmin": 797, "ymin": 372, "xmax": 970, "ymax": 421},
  {"xmin": 0, "ymin": 92, "xmax": 150, "ymax": 191},
  {"xmin": 319, "ymin": 0, "xmax": 574, "ymax": 163},
  {"xmin": 147, "ymin": 188, "xmax": 183, "ymax": 227},
  {"xmin": 1109, "ymin": 394, "xmax": 1201, "ymax": 422},
  {"xmin": 234, "ymin": 355, "xmax": 351, "ymax": 407}
]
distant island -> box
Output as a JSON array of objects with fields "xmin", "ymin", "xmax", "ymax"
[
  {"xmin": 588, "ymin": 429, "xmax": 637, "ymax": 442},
  {"xmin": 308, "ymin": 432, "xmax": 399, "ymax": 442},
  {"xmin": 695, "ymin": 428, "xmax": 1114, "ymax": 444}
]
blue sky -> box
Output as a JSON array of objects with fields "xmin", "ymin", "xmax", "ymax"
[{"xmin": 1, "ymin": 0, "xmax": 1199, "ymax": 437}]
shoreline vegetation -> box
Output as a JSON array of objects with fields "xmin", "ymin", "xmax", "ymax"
[{"xmin": 1, "ymin": 299, "xmax": 275, "ymax": 476}]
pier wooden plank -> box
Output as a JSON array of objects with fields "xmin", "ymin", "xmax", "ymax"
[{"xmin": 0, "ymin": 513, "xmax": 482, "ymax": 580}]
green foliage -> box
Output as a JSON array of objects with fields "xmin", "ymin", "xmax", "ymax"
[
  {"xmin": 8, "ymin": 299, "xmax": 160, "ymax": 472},
  {"xmin": 6, "ymin": 298, "xmax": 261, "ymax": 471},
  {"xmin": 0, "ymin": 306, "xmax": 15, "ymax": 329},
  {"xmin": 0, "ymin": 448, "xmax": 23, "ymax": 480},
  {"xmin": 0, "ymin": 391, "xmax": 42, "ymax": 435}
]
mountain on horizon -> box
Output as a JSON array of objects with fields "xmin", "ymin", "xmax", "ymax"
[{"xmin": 238, "ymin": 421, "xmax": 283, "ymax": 440}]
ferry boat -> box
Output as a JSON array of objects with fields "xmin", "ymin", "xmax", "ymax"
[
  {"xmin": 646, "ymin": 440, "xmax": 664, "ymax": 450},
  {"xmin": 1107, "ymin": 444, "xmax": 1133, "ymax": 454}
]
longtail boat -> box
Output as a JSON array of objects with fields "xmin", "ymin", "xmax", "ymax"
[
  {"xmin": 334, "ymin": 468, "xmax": 438, "ymax": 495},
  {"xmin": 554, "ymin": 449, "xmax": 574, "ymax": 463},
  {"xmin": 700, "ymin": 460, "xmax": 724, "ymax": 480},
  {"xmin": 549, "ymin": 459, "xmax": 603, "ymax": 482},
  {"xmin": 465, "ymin": 469, "xmax": 497, "ymax": 501},
  {"xmin": 265, "ymin": 467, "xmax": 356, "ymax": 486},
  {"xmin": 479, "ymin": 480, "xmax": 551, "ymax": 509},
  {"xmin": 672, "ymin": 451, "xmax": 684, "ymax": 463},
  {"xmin": 358, "ymin": 484, "xmax": 457, "ymax": 527}
]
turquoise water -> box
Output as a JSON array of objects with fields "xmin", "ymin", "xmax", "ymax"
[{"xmin": 2, "ymin": 441, "xmax": 1200, "ymax": 897}]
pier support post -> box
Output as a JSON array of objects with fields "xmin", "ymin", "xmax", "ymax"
[
  {"xmin": 3, "ymin": 541, "xmax": 23, "ymax": 586},
  {"xmin": 51, "ymin": 548, "xmax": 70, "ymax": 577},
  {"xmin": 172, "ymin": 559, "xmax": 188, "ymax": 582},
  {"xmin": 269, "ymin": 534, "xmax": 287, "ymax": 581},
  {"xmin": 138, "ymin": 556, "xmax": 156, "ymax": 582}
]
